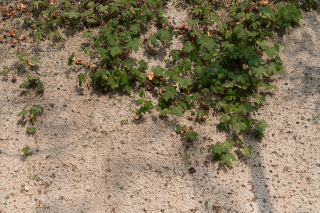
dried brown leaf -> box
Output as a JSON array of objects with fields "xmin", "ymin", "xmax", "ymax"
[
  {"xmin": 19, "ymin": 34, "xmax": 26, "ymax": 40},
  {"xmin": 20, "ymin": 3, "xmax": 28, "ymax": 9},
  {"xmin": 147, "ymin": 73, "xmax": 155, "ymax": 81},
  {"xmin": 134, "ymin": 114, "xmax": 140, "ymax": 120},
  {"xmin": 11, "ymin": 30, "xmax": 16, "ymax": 38},
  {"xmin": 4, "ymin": 31, "xmax": 11, "ymax": 37},
  {"xmin": 259, "ymin": 0, "xmax": 271, "ymax": 5},
  {"xmin": 28, "ymin": 61, "xmax": 34, "ymax": 66},
  {"xmin": 10, "ymin": 39, "xmax": 17, "ymax": 47}
]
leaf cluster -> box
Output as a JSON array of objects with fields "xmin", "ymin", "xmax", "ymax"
[
  {"xmin": 210, "ymin": 134, "xmax": 252, "ymax": 167},
  {"xmin": 175, "ymin": 124, "xmax": 198, "ymax": 142},
  {"xmin": 20, "ymin": 74, "xmax": 44, "ymax": 93}
]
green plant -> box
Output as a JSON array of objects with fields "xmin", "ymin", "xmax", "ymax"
[
  {"xmin": 175, "ymin": 124, "xmax": 198, "ymax": 142},
  {"xmin": 19, "ymin": 105, "xmax": 43, "ymax": 134},
  {"xmin": 32, "ymin": 175, "xmax": 42, "ymax": 181},
  {"xmin": 121, "ymin": 119, "xmax": 128, "ymax": 124},
  {"xmin": 137, "ymin": 100, "xmax": 154, "ymax": 114},
  {"xmin": 22, "ymin": 146, "xmax": 31, "ymax": 156},
  {"xmin": 0, "ymin": 0, "xmax": 305, "ymax": 167},
  {"xmin": 210, "ymin": 134, "xmax": 252, "ymax": 167},
  {"xmin": 27, "ymin": 127, "xmax": 37, "ymax": 134},
  {"xmin": 3, "ymin": 66, "xmax": 9, "ymax": 74},
  {"xmin": 20, "ymin": 74, "xmax": 44, "ymax": 93},
  {"xmin": 211, "ymin": 141, "xmax": 237, "ymax": 167},
  {"xmin": 184, "ymin": 152, "xmax": 190, "ymax": 159},
  {"xmin": 17, "ymin": 53, "xmax": 41, "ymax": 65},
  {"xmin": 19, "ymin": 104, "xmax": 43, "ymax": 119},
  {"xmin": 302, "ymin": 0, "xmax": 318, "ymax": 11}
]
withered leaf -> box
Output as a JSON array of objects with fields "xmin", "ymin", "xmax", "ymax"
[
  {"xmin": 4, "ymin": 31, "xmax": 11, "ymax": 37},
  {"xmin": 19, "ymin": 34, "xmax": 26, "ymax": 40},
  {"xmin": 260, "ymin": 0, "xmax": 271, "ymax": 5},
  {"xmin": 10, "ymin": 39, "xmax": 17, "ymax": 47},
  {"xmin": 20, "ymin": 3, "xmax": 28, "ymax": 9},
  {"xmin": 134, "ymin": 114, "xmax": 140, "ymax": 120},
  {"xmin": 147, "ymin": 73, "xmax": 156, "ymax": 81}
]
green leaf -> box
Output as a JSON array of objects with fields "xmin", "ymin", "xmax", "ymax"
[
  {"xmin": 108, "ymin": 45, "xmax": 123, "ymax": 57},
  {"xmin": 31, "ymin": 56, "xmax": 41, "ymax": 64},
  {"xmin": 29, "ymin": 108, "xmax": 37, "ymax": 115},
  {"xmin": 248, "ymin": 55, "xmax": 263, "ymax": 66},
  {"xmin": 176, "ymin": 124, "xmax": 187, "ymax": 133},
  {"xmin": 169, "ymin": 50, "xmax": 180, "ymax": 62},
  {"xmin": 148, "ymin": 34, "xmax": 157, "ymax": 46},
  {"xmin": 210, "ymin": 14, "xmax": 220, "ymax": 23},
  {"xmin": 257, "ymin": 40, "xmax": 269, "ymax": 50},
  {"xmin": 53, "ymin": 31, "xmax": 60, "ymax": 37},
  {"xmin": 83, "ymin": 32, "xmax": 93, "ymax": 38},
  {"xmin": 222, "ymin": 153, "xmax": 237, "ymax": 167},
  {"xmin": 38, "ymin": 83, "xmax": 44, "ymax": 93},
  {"xmin": 197, "ymin": 36, "xmax": 216, "ymax": 51},
  {"xmin": 107, "ymin": 76, "xmax": 119, "ymax": 89},
  {"xmin": 21, "ymin": 147, "xmax": 31, "ymax": 156},
  {"xmin": 169, "ymin": 105, "xmax": 184, "ymax": 117},
  {"xmin": 258, "ymin": 5, "xmax": 273, "ymax": 16},
  {"xmin": 126, "ymin": 38, "xmax": 142, "ymax": 52},
  {"xmin": 60, "ymin": 0, "xmax": 71, "ymax": 7},
  {"xmin": 152, "ymin": 65, "xmax": 166, "ymax": 78},
  {"xmin": 251, "ymin": 66, "xmax": 267, "ymax": 78},
  {"xmin": 176, "ymin": 77, "xmax": 192, "ymax": 88},
  {"xmin": 68, "ymin": 52, "xmax": 75, "ymax": 65},
  {"xmin": 238, "ymin": 103, "xmax": 252, "ymax": 114},
  {"xmin": 184, "ymin": 153, "xmax": 190, "ymax": 159},
  {"xmin": 166, "ymin": 66, "xmax": 181, "ymax": 80},
  {"xmin": 27, "ymin": 127, "xmax": 37, "ymax": 134},
  {"xmin": 236, "ymin": 74, "xmax": 249, "ymax": 84},
  {"xmin": 78, "ymin": 73, "xmax": 87, "ymax": 87},
  {"xmin": 182, "ymin": 41, "xmax": 194, "ymax": 53},
  {"xmin": 123, "ymin": 84, "xmax": 131, "ymax": 94},
  {"xmin": 158, "ymin": 8, "xmax": 166, "ymax": 16},
  {"xmin": 35, "ymin": 30, "xmax": 44, "ymax": 43},
  {"xmin": 221, "ymin": 41, "xmax": 234, "ymax": 52},
  {"xmin": 256, "ymin": 81, "xmax": 278, "ymax": 91},
  {"xmin": 35, "ymin": 105, "xmax": 44, "ymax": 113},
  {"xmin": 239, "ymin": 46, "xmax": 255, "ymax": 59},
  {"xmin": 156, "ymin": 29, "xmax": 172, "ymax": 42},
  {"xmin": 187, "ymin": 18, "xmax": 198, "ymax": 27},
  {"xmin": 98, "ymin": 5, "xmax": 109, "ymax": 14},
  {"xmin": 162, "ymin": 88, "xmax": 178, "ymax": 101},
  {"xmin": 138, "ymin": 60, "xmax": 148, "ymax": 70},
  {"xmin": 147, "ymin": 0, "xmax": 157, "ymax": 7},
  {"xmin": 186, "ymin": 130, "xmax": 198, "ymax": 141},
  {"xmin": 122, "ymin": 60, "xmax": 136, "ymax": 69},
  {"xmin": 241, "ymin": 145, "xmax": 253, "ymax": 158},
  {"xmin": 18, "ymin": 105, "xmax": 28, "ymax": 117},
  {"xmin": 96, "ymin": 47, "xmax": 108, "ymax": 59},
  {"xmin": 184, "ymin": 95, "xmax": 193, "ymax": 104},
  {"xmin": 255, "ymin": 120, "xmax": 268, "ymax": 139},
  {"xmin": 20, "ymin": 81, "xmax": 30, "ymax": 88},
  {"xmin": 265, "ymin": 47, "xmax": 279, "ymax": 58},
  {"xmin": 41, "ymin": 24, "xmax": 48, "ymax": 30},
  {"xmin": 217, "ymin": 23, "xmax": 227, "ymax": 33},
  {"xmin": 225, "ymin": 31, "xmax": 233, "ymax": 39},
  {"xmin": 266, "ymin": 62, "xmax": 278, "ymax": 75}
]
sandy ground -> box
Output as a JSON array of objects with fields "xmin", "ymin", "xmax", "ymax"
[{"xmin": 0, "ymin": 1, "xmax": 320, "ymax": 212}]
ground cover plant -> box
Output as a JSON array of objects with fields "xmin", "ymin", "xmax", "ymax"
[{"xmin": 1, "ymin": 0, "xmax": 314, "ymax": 166}]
